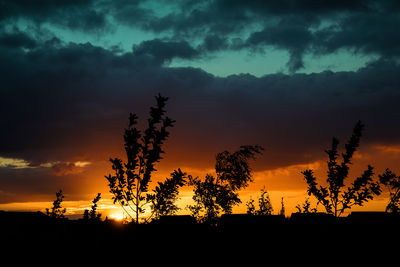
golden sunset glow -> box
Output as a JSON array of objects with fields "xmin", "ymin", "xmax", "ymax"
[
  {"xmin": 109, "ymin": 212, "xmax": 124, "ymax": 221},
  {"xmin": 1, "ymin": 142, "xmax": 400, "ymax": 218}
]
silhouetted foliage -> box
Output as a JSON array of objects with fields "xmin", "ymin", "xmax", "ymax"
[
  {"xmin": 188, "ymin": 145, "xmax": 263, "ymax": 224},
  {"xmin": 302, "ymin": 121, "xmax": 381, "ymax": 216},
  {"xmin": 246, "ymin": 187, "xmax": 273, "ymax": 215},
  {"xmin": 280, "ymin": 197, "xmax": 285, "ymax": 216},
  {"xmin": 188, "ymin": 174, "xmax": 238, "ymax": 224},
  {"xmin": 46, "ymin": 189, "xmax": 66, "ymax": 219},
  {"xmin": 83, "ymin": 193, "xmax": 102, "ymax": 221},
  {"xmin": 105, "ymin": 94, "xmax": 178, "ymax": 223},
  {"xmin": 379, "ymin": 169, "xmax": 400, "ymax": 213},
  {"xmin": 147, "ymin": 169, "xmax": 187, "ymax": 219},
  {"xmin": 295, "ymin": 198, "xmax": 318, "ymax": 213}
]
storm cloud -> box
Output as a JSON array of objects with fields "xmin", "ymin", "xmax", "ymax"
[
  {"xmin": 2, "ymin": 1, "xmax": 400, "ymax": 72},
  {"xmin": 1, "ymin": 40, "xmax": 400, "ymax": 164}
]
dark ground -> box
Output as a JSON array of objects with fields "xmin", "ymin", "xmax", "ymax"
[{"xmin": 1, "ymin": 211, "xmax": 398, "ymax": 262}]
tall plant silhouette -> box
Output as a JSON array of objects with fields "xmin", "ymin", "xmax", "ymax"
[
  {"xmin": 302, "ymin": 121, "xmax": 381, "ymax": 217},
  {"xmin": 295, "ymin": 198, "xmax": 318, "ymax": 213},
  {"xmin": 378, "ymin": 169, "xmax": 400, "ymax": 213},
  {"xmin": 105, "ymin": 94, "xmax": 182, "ymax": 223},
  {"xmin": 246, "ymin": 187, "xmax": 273, "ymax": 215},
  {"xmin": 83, "ymin": 193, "xmax": 102, "ymax": 221},
  {"xmin": 188, "ymin": 145, "xmax": 263, "ymax": 224},
  {"xmin": 46, "ymin": 189, "xmax": 66, "ymax": 219}
]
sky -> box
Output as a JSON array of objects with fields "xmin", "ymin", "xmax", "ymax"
[{"xmin": 1, "ymin": 0, "xmax": 400, "ymax": 218}]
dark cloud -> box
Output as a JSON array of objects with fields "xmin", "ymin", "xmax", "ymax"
[
  {"xmin": 102, "ymin": 0, "xmax": 155, "ymax": 29},
  {"xmin": 148, "ymin": 1, "xmax": 400, "ymax": 72},
  {"xmin": 133, "ymin": 38, "xmax": 200, "ymax": 64},
  {"xmin": 0, "ymin": 29, "xmax": 37, "ymax": 49},
  {"xmin": 0, "ymin": 163, "xmax": 97, "ymax": 203},
  {"xmin": 214, "ymin": 0, "xmax": 371, "ymax": 15},
  {"xmin": 1, "ymin": 41, "xmax": 400, "ymax": 169},
  {"xmin": 246, "ymin": 17, "xmax": 314, "ymax": 73},
  {"xmin": 1, "ymin": 1, "xmax": 400, "ymax": 72},
  {"xmin": 0, "ymin": 0, "xmax": 107, "ymax": 32},
  {"xmin": 51, "ymin": 162, "xmax": 87, "ymax": 176},
  {"xmin": 229, "ymin": 1, "xmax": 400, "ymax": 72},
  {"xmin": 312, "ymin": 12, "xmax": 400, "ymax": 57},
  {"xmin": 198, "ymin": 34, "xmax": 229, "ymax": 52}
]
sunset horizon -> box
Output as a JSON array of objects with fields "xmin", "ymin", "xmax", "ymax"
[{"xmin": 1, "ymin": 0, "xmax": 400, "ymax": 223}]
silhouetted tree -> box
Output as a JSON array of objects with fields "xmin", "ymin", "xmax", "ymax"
[
  {"xmin": 188, "ymin": 174, "xmax": 238, "ymax": 224},
  {"xmin": 302, "ymin": 121, "xmax": 381, "ymax": 217},
  {"xmin": 147, "ymin": 169, "xmax": 187, "ymax": 219},
  {"xmin": 105, "ymin": 94, "xmax": 179, "ymax": 223},
  {"xmin": 188, "ymin": 145, "xmax": 263, "ymax": 224},
  {"xmin": 246, "ymin": 187, "xmax": 273, "ymax": 215},
  {"xmin": 379, "ymin": 169, "xmax": 400, "ymax": 213},
  {"xmin": 46, "ymin": 189, "xmax": 66, "ymax": 219},
  {"xmin": 83, "ymin": 193, "xmax": 102, "ymax": 221}
]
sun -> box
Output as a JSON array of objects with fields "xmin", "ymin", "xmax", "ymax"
[{"xmin": 109, "ymin": 212, "xmax": 124, "ymax": 221}]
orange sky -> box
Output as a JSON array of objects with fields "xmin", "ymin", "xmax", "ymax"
[{"xmin": 1, "ymin": 142, "xmax": 399, "ymax": 219}]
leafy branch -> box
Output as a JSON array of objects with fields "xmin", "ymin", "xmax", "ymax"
[
  {"xmin": 83, "ymin": 193, "xmax": 102, "ymax": 221},
  {"xmin": 379, "ymin": 169, "xmax": 400, "ymax": 213}
]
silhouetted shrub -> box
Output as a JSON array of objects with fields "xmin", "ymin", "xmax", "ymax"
[
  {"xmin": 302, "ymin": 121, "xmax": 381, "ymax": 216},
  {"xmin": 188, "ymin": 145, "xmax": 263, "ymax": 224},
  {"xmin": 295, "ymin": 198, "xmax": 318, "ymax": 213},
  {"xmin": 83, "ymin": 193, "xmax": 102, "ymax": 221},
  {"xmin": 246, "ymin": 187, "xmax": 273, "ymax": 215},
  {"xmin": 147, "ymin": 169, "xmax": 187, "ymax": 219},
  {"xmin": 378, "ymin": 169, "xmax": 400, "ymax": 212},
  {"xmin": 46, "ymin": 189, "xmax": 66, "ymax": 219}
]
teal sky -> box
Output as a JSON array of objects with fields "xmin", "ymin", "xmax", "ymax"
[
  {"xmin": 170, "ymin": 49, "xmax": 378, "ymax": 77},
  {"xmin": 27, "ymin": 20, "xmax": 377, "ymax": 78},
  {"xmin": 6, "ymin": 0, "xmax": 387, "ymax": 78}
]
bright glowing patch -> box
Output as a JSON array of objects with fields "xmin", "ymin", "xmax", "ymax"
[
  {"xmin": 0, "ymin": 156, "xmax": 32, "ymax": 169},
  {"xmin": 109, "ymin": 213, "xmax": 124, "ymax": 221},
  {"xmin": 74, "ymin": 161, "xmax": 91, "ymax": 167}
]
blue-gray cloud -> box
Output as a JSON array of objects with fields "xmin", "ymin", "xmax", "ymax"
[
  {"xmin": 2, "ymin": 1, "xmax": 400, "ymax": 72},
  {"xmin": 1, "ymin": 40, "xmax": 400, "ymax": 167},
  {"xmin": 133, "ymin": 38, "xmax": 200, "ymax": 64}
]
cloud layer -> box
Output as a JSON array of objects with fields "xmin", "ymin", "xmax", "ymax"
[{"xmin": 1, "ymin": 1, "xmax": 400, "ymax": 72}]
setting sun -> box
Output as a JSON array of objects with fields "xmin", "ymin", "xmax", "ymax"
[{"xmin": 109, "ymin": 213, "xmax": 124, "ymax": 221}]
